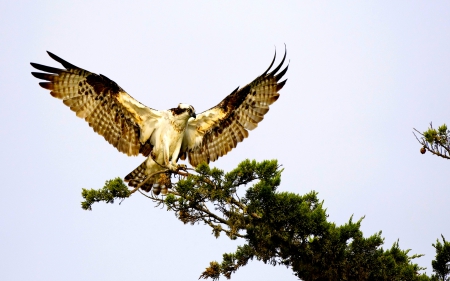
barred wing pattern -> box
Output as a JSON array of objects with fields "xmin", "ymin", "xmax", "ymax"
[
  {"xmin": 31, "ymin": 52, "xmax": 159, "ymax": 156},
  {"xmin": 183, "ymin": 50, "xmax": 288, "ymax": 167}
]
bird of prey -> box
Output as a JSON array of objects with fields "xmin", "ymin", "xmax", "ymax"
[{"xmin": 30, "ymin": 49, "xmax": 288, "ymax": 194}]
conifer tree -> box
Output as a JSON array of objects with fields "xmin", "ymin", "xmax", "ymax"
[{"xmin": 81, "ymin": 159, "xmax": 445, "ymax": 280}]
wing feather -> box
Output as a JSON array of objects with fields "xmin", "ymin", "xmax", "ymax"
[
  {"xmin": 31, "ymin": 52, "xmax": 160, "ymax": 156},
  {"xmin": 184, "ymin": 48, "xmax": 289, "ymax": 167}
]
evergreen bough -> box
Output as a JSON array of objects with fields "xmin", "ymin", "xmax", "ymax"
[{"xmin": 81, "ymin": 159, "xmax": 448, "ymax": 280}]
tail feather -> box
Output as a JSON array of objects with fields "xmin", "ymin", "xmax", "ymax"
[
  {"xmin": 124, "ymin": 160, "xmax": 154, "ymax": 192},
  {"xmin": 124, "ymin": 159, "xmax": 172, "ymax": 194}
]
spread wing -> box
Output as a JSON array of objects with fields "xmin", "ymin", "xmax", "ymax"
[
  {"xmin": 182, "ymin": 48, "xmax": 288, "ymax": 167},
  {"xmin": 30, "ymin": 52, "xmax": 161, "ymax": 156}
]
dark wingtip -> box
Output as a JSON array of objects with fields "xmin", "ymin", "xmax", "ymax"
[
  {"xmin": 31, "ymin": 72, "xmax": 53, "ymax": 80},
  {"xmin": 277, "ymin": 79, "xmax": 287, "ymax": 91},
  {"xmin": 275, "ymin": 63, "xmax": 289, "ymax": 82},
  {"xmin": 30, "ymin": 62, "xmax": 41, "ymax": 69},
  {"xmin": 46, "ymin": 51, "xmax": 78, "ymax": 70},
  {"xmin": 39, "ymin": 82, "xmax": 53, "ymax": 90},
  {"xmin": 269, "ymin": 46, "xmax": 287, "ymax": 76},
  {"xmin": 30, "ymin": 62, "xmax": 63, "ymax": 74},
  {"xmin": 261, "ymin": 47, "xmax": 277, "ymax": 76},
  {"xmin": 30, "ymin": 62, "xmax": 40, "ymax": 71},
  {"xmin": 230, "ymin": 86, "xmax": 240, "ymax": 95}
]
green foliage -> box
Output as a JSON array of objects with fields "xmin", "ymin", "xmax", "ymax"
[
  {"xmin": 158, "ymin": 159, "xmax": 429, "ymax": 280},
  {"xmin": 164, "ymin": 159, "xmax": 280, "ymax": 239},
  {"xmin": 81, "ymin": 177, "xmax": 130, "ymax": 210},
  {"xmin": 431, "ymin": 235, "xmax": 450, "ymax": 281},
  {"xmin": 423, "ymin": 124, "xmax": 448, "ymax": 144},
  {"xmin": 415, "ymin": 123, "xmax": 450, "ymax": 159},
  {"xmin": 199, "ymin": 195, "xmax": 427, "ymax": 280},
  {"xmin": 84, "ymin": 160, "xmax": 448, "ymax": 280}
]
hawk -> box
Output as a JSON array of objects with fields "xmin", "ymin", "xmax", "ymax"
[{"xmin": 31, "ymin": 49, "xmax": 288, "ymax": 194}]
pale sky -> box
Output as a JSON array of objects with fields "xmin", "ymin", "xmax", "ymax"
[{"xmin": 1, "ymin": 1, "xmax": 450, "ymax": 280}]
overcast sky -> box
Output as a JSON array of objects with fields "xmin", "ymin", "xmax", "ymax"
[{"xmin": 1, "ymin": 1, "xmax": 450, "ymax": 280}]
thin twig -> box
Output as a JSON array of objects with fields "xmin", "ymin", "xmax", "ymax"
[
  {"xmin": 201, "ymin": 217, "xmax": 245, "ymax": 238},
  {"xmin": 134, "ymin": 165, "xmax": 255, "ymax": 238},
  {"xmin": 413, "ymin": 128, "xmax": 450, "ymax": 159}
]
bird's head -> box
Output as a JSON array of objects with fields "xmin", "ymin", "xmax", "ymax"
[{"xmin": 170, "ymin": 103, "xmax": 196, "ymax": 119}]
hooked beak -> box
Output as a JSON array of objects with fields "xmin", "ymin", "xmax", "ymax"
[{"xmin": 190, "ymin": 112, "xmax": 196, "ymax": 119}]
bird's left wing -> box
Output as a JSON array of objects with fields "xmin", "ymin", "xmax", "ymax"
[
  {"xmin": 31, "ymin": 52, "xmax": 161, "ymax": 156},
  {"xmin": 181, "ymin": 49, "xmax": 288, "ymax": 167}
]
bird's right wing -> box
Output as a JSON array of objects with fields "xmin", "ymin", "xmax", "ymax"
[
  {"xmin": 31, "ymin": 51, "xmax": 161, "ymax": 156},
  {"xmin": 181, "ymin": 48, "xmax": 288, "ymax": 167}
]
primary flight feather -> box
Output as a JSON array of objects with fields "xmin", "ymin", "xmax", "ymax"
[{"xmin": 31, "ymin": 49, "xmax": 288, "ymax": 194}]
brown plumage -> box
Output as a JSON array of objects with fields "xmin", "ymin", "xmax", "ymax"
[
  {"xmin": 31, "ymin": 52, "xmax": 156, "ymax": 157},
  {"xmin": 31, "ymin": 48, "xmax": 288, "ymax": 194},
  {"xmin": 183, "ymin": 50, "xmax": 288, "ymax": 167}
]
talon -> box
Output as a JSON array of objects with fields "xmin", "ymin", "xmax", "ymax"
[
  {"xmin": 166, "ymin": 163, "xmax": 178, "ymax": 171},
  {"xmin": 177, "ymin": 164, "xmax": 187, "ymax": 171}
]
